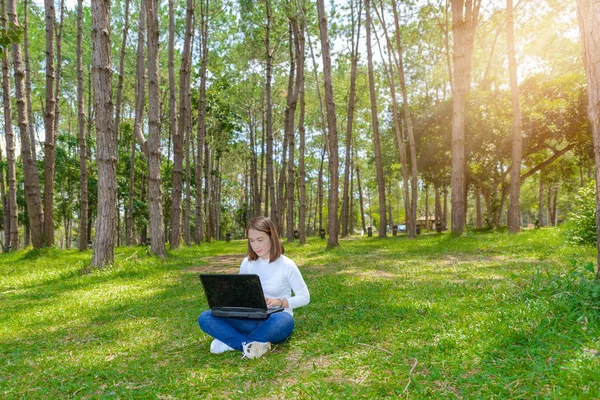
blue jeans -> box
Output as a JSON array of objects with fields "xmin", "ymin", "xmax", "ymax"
[{"xmin": 198, "ymin": 310, "xmax": 295, "ymax": 351}]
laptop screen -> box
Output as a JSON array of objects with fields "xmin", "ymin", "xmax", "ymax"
[{"xmin": 200, "ymin": 274, "xmax": 267, "ymax": 310}]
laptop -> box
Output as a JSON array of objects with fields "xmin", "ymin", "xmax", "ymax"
[{"xmin": 199, "ymin": 274, "xmax": 285, "ymax": 319}]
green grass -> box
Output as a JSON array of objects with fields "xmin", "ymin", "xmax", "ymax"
[{"xmin": 1, "ymin": 228, "xmax": 599, "ymax": 398}]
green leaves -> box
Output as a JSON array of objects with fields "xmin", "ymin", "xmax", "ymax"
[{"xmin": 0, "ymin": 23, "xmax": 23, "ymax": 58}]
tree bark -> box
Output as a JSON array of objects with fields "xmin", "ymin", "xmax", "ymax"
[
  {"xmin": 171, "ymin": 0, "xmax": 193, "ymax": 249},
  {"xmin": 9, "ymin": 0, "xmax": 43, "ymax": 249},
  {"xmin": 76, "ymin": 0, "xmax": 88, "ymax": 251},
  {"xmin": 296, "ymin": 13, "xmax": 307, "ymax": 244},
  {"xmin": 365, "ymin": 0, "xmax": 386, "ymax": 238},
  {"xmin": 195, "ymin": 0, "xmax": 209, "ymax": 244},
  {"xmin": 450, "ymin": 0, "xmax": 481, "ymax": 235},
  {"xmin": 128, "ymin": 0, "xmax": 147, "ymax": 246},
  {"xmin": 507, "ymin": 0, "xmax": 522, "ymax": 233},
  {"xmin": 356, "ymin": 158, "xmax": 366, "ymax": 233},
  {"xmin": 1, "ymin": 0, "xmax": 18, "ymax": 250},
  {"xmin": 341, "ymin": 0, "xmax": 361, "ymax": 238},
  {"xmin": 146, "ymin": 0, "xmax": 166, "ymax": 257},
  {"xmin": 23, "ymin": 0, "xmax": 37, "ymax": 166},
  {"xmin": 265, "ymin": 0, "xmax": 275, "ymax": 220},
  {"xmin": 316, "ymin": 0, "xmax": 340, "ymax": 248},
  {"xmin": 43, "ymin": 0, "xmax": 57, "ymax": 246},
  {"xmin": 90, "ymin": 0, "xmax": 117, "ymax": 267}
]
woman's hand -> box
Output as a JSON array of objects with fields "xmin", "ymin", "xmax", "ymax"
[{"xmin": 265, "ymin": 297, "xmax": 287, "ymax": 308}]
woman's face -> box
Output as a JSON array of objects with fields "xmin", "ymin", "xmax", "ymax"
[{"xmin": 248, "ymin": 228, "xmax": 271, "ymax": 260}]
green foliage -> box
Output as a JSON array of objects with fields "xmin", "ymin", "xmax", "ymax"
[
  {"xmin": 0, "ymin": 23, "xmax": 23, "ymax": 57},
  {"xmin": 565, "ymin": 180, "xmax": 597, "ymax": 245}
]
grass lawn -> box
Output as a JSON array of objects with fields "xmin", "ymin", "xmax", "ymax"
[{"xmin": 1, "ymin": 228, "xmax": 600, "ymax": 398}]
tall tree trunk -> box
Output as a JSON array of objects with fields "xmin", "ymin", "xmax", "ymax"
[
  {"xmin": 317, "ymin": 146, "xmax": 325, "ymax": 235},
  {"xmin": 341, "ymin": 0, "xmax": 361, "ymax": 238},
  {"xmin": 537, "ymin": 172, "xmax": 544, "ymax": 227},
  {"xmin": 195, "ymin": 0, "xmax": 209, "ymax": 244},
  {"xmin": 365, "ymin": 0, "xmax": 386, "ymax": 238},
  {"xmin": 450, "ymin": 0, "xmax": 481, "ymax": 235},
  {"xmin": 349, "ymin": 156, "xmax": 355, "ymax": 234},
  {"xmin": 1, "ymin": 0, "xmax": 18, "ymax": 251},
  {"xmin": 297, "ymin": 13, "xmax": 307, "ymax": 244},
  {"xmin": 114, "ymin": 0, "xmax": 130, "ymax": 143},
  {"xmin": 43, "ymin": 0, "xmax": 57, "ymax": 246},
  {"xmin": 389, "ymin": 0, "xmax": 418, "ymax": 238},
  {"xmin": 146, "ymin": 0, "xmax": 166, "ymax": 257},
  {"xmin": 9, "ymin": 0, "xmax": 43, "ymax": 249},
  {"xmin": 356, "ymin": 157, "xmax": 366, "ymax": 233},
  {"xmin": 306, "ymin": 26, "xmax": 329, "ymax": 237},
  {"xmin": 129, "ymin": 0, "xmax": 147, "ymax": 245},
  {"xmin": 90, "ymin": 0, "xmax": 117, "ymax": 267},
  {"xmin": 171, "ymin": 0, "xmax": 192, "ymax": 249},
  {"xmin": 287, "ymin": 18, "xmax": 303, "ymax": 241},
  {"xmin": 316, "ymin": 0, "xmax": 339, "ymax": 248},
  {"xmin": 475, "ymin": 187, "xmax": 483, "ymax": 228},
  {"xmin": 265, "ymin": 0, "xmax": 275, "ymax": 220},
  {"xmin": 435, "ymin": 185, "xmax": 442, "ymax": 231},
  {"xmin": 23, "ymin": 0, "xmax": 37, "ymax": 166},
  {"xmin": 507, "ymin": 0, "xmax": 522, "ymax": 233},
  {"xmin": 77, "ymin": 0, "xmax": 88, "ymax": 251}
]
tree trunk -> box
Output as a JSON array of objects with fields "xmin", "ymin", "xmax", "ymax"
[
  {"xmin": 507, "ymin": 0, "xmax": 522, "ymax": 233},
  {"xmin": 537, "ymin": 172, "xmax": 544, "ymax": 227},
  {"xmin": 146, "ymin": 0, "xmax": 166, "ymax": 257},
  {"xmin": 297, "ymin": 13, "xmax": 307, "ymax": 245},
  {"xmin": 365, "ymin": 0, "xmax": 386, "ymax": 238},
  {"xmin": 23, "ymin": 0, "xmax": 37, "ymax": 166},
  {"xmin": 76, "ymin": 0, "xmax": 88, "ymax": 251},
  {"xmin": 265, "ymin": 0, "xmax": 275, "ymax": 220},
  {"xmin": 435, "ymin": 185, "xmax": 442, "ymax": 231},
  {"xmin": 450, "ymin": 0, "xmax": 481, "ymax": 235},
  {"xmin": 195, "ymin": 0, "xmax": 209, "ymax": 244},
  {"xmin": 90, "ymin": 0, "xmax": 117, "ymax": 268},
  {"xmin": 286, "ymin": 18, "xmax": 303, "ymax": 241},
  {"xmin": 1, "ymin": 0, "xmax": 18, "ymax": 251},
  {"xmin": 316, "ymin": 0, "xmax": 339, "ymax": 248},
  {"xmin": 341, "ymin": 0, "xmax": 361, "ymax": 238},
  {"xmin": 356, "ymin": 160, "xmax": 366, "ymax": 233},
  {"xmin": 9, "ymin": 0, "xmax": 43, "ymax": 249},
  {"xmin": 43, "ymin": 0, "xmax": 57, "ymax": 246},
  {"xmin": 389, "ymin": 0, "xmax": 418, "ymax": 238},
  {"xmin": 170, "ymin": 0, "xmax": 192, "ymax": 249},
  {"xmin": 476, "ymin": 187, "xmax": 483, "ymax": 228}
]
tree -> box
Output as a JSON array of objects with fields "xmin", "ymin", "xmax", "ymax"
[
  {"xmin": 77, "ymin": 0, "xmax": 88, "ymax": 251},
  {"xmin": 195, "ymin": 0, "xmax": 209, "ymax": 244},
  {"xmin": 129, "ymin": 0, "xmax": 147, "ymax": 246},
  {"xmin": 365, "ymin": 0, "xmax": 386, "ymax": 238},
  {"xmin": 450, "ymin": 0, "xmax": 481, "ymax": 235},
  {"xmin": 9, "ymin": 0, "xmax": 44, "ymax": 249},
  {"xmin": 175, "ymin": 0, "xmax": 194, "ymax": 248},
  {"xmin": 576, "ymin": 0, "xmax": 600, "ymax": 277},
  {"xmin": 43, "ymin": 0, "xmax": 57, "ymax": 246},
  {"xmin": 1, "ymin": 0, "xmax": 18, "ymax": 251},
  {"xmin": 507, "ymin": 0, "xmax": 523, "ymax": 233},
  {"xmin": 317, "ymin": 0, "xmax": 339, "ymax": 248},
  {"xmin": 146, "ymin": 0, "xmax": 166, "ymax": 257},
  {"xmin": 90, "ymin": 0, "xmax": 117, "ymax": 268},
  {"xmin": 341, "ymin": 0, "xmax": 361, "ymax": 238}
]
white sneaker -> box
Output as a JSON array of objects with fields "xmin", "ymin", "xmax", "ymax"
[
  {"xmin": 210, "ymin": 339, "xmax": 234, "ymax": 354},
  {"xmin": 242, "ymin": 341, "xmax": 272, "ymax": 359}
]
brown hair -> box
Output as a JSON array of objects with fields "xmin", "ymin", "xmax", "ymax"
[{"xmin": 247, "ymin": 216, "xmax": 283, "ymax": 262}]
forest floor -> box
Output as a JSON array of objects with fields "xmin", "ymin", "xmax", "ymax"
[{"xmin": 1, "ymin": 228, "xmax": 599, "ymax": 398}]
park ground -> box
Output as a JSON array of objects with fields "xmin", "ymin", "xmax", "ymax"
[{"xmin": 1, "ymin": 228, "xmax": 599, "ymax": 398}]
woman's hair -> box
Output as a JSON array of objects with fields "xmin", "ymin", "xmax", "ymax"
[{"xmin": 247, "ymin": 216, "xmax": 283, "ymax": 262}]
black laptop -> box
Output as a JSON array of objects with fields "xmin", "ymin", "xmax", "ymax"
[{"xmin": 199, "ymin": 274, "xmax": 284, "ymax": 319}]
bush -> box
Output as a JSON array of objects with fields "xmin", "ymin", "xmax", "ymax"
[{"xmin": 565, "ymin": 180, "xmax": 597, "ymax": 245}]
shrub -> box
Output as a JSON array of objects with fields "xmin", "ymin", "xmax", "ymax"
[{"xmin": 565, "ymin": 180, "xmax": 597, "ymax": 245}]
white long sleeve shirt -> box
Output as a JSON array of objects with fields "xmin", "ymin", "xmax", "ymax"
[{"xmin": 239, "ymin": 255, "xmax": 310, "ymax": 315}]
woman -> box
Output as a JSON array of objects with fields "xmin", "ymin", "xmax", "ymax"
[{"xmin": 198, "ymin": 216, "xmax": 310, "ymax": 359}]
